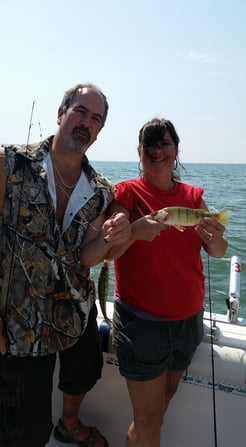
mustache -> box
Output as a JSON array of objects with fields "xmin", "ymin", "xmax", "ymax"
[{"xmin": 72, "ymin": 125, "xmax": 91, "ymax": 140}]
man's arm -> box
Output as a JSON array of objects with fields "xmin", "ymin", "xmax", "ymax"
[
  {"xmin": 80, "ymin": 211, "xmax": 131, "ymax": 268},
  {"xmin": 80, "ymin": 197, "xmax": 168, "ymax": 267}
]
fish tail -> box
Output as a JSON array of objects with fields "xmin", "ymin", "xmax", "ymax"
[{"xmin": 214, "ymin": 210, "xmax": 232, "ymax": 225}]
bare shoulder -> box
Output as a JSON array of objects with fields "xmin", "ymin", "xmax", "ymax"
[
  {"xmin": 0, "ymin": 147, "xmax": 5, "ymax": 172},
  {"xmin": 0, "ymin": 147, "xmax": 5, "ymax": 167},
  {"xmin": 0, "ymin": 146, "xmax": 6, "ymax": 175}
]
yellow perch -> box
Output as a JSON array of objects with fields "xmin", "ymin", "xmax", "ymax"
[
  {"xmin": 151, "ymin": 207, "xmax": 231, "ymax": 232},
  {"xmin": 98, "ymin": 259, "xmax": 112, "ymax": 327}
]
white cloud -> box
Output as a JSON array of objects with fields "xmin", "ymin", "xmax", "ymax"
[{"xmin": 187, "ymin": 51, "xmax": 218, "ymax": 63}]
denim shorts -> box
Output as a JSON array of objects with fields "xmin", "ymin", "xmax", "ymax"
[{"xmin": 113, "ymin": 301, "xmax": 204, "ymax": 381}]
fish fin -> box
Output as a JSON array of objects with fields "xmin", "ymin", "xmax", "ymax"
[
  {"xmin": 174, "ymin": 225, "xmax": 185, "ymax": 232},
  {"xmin": 215, "ymin": 210, "xmax": 232, "ymax": 225}
]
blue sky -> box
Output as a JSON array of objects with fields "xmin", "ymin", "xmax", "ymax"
[{"xmin": 1, "ymin": 0, "xmax": 245, "ymax": 163}]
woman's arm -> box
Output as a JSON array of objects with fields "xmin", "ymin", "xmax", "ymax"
[{"xmin": 104, "ymin": 200, "xmax": 168, "ymax": 261}]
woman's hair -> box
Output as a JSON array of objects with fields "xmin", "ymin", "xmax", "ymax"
[
  {"xmin": 60, "ymin": 83, "xmax": 109, "ymax": 126},
  {"xmin": 137, "ymin": 117, "xmax": 183, "ymax": 180}
]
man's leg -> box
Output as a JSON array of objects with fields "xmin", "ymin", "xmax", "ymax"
[
  {"xmin": 55, "ymin": 305, "xmax": 107, "ymax": 446},
  {"xmin": 0, "ymin": 353, "xmax": 56, "ymax": 447}
]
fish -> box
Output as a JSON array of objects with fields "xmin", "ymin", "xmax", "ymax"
[
  {"xmin": 97, "ymin": 259, "xmax": 111, "ymax": 327},
  {"xmin": 151, "ymin": 206, "xmax": 231, "ymax": 232}
]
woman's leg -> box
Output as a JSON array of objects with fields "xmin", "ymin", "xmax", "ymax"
[
  {"xmin": 125, "ymin": 368, "xmax": 184, "ymax": 447},
  {"xmin": 165, "ymin": 369, "xmax": 185, "ymax": 408}
]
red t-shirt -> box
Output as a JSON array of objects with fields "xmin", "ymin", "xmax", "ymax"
[{"xmin": 114, "ymin": 178, "xmax": 205, "ymax": 320}]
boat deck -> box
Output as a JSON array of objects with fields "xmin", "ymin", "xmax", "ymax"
[{"xmin": 46, "ymin": 305, "xmax": 246, "ymax": 447}]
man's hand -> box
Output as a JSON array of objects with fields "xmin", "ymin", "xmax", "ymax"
[{"xmin": 102, "ymin": 212, "xmax": 131, "ymax": 245}]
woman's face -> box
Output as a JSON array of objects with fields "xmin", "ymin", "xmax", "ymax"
[{"xmin": 140, "ymin": 130, "xmax": 177, "ymax": 178}]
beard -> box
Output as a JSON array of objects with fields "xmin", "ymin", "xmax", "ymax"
[
  {"xmin": 67, "ymin": 136, "xmax": 88, "ymax": 153},
  {"xmin": 67, "ymin": 126, "xmax": 91, "ymax": 153}
]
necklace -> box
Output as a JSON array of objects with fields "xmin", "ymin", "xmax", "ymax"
[{"xmin": 52, "ymin": 160, "xmax": 78, "ymax": 189}]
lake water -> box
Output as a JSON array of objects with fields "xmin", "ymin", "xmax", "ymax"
[{"xmin": 91, "ymin": 161, "xmax": 246, "ymax": 318}]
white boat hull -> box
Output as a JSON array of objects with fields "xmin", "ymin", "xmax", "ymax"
[{"xmin": 47, "ymin": 302, "xmax": 246, "ymax": 447}]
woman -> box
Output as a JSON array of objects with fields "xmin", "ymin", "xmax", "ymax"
[{"xmin": 106, "ymin": 118, "xmax": 228, "ymax": 447}]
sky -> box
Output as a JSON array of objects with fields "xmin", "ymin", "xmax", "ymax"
[{"xmin": 0, "ymin": 0, "xmax": 246, "ymax": 163}]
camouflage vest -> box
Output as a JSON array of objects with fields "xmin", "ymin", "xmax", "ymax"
[{"xmin": 0, "ymin": 137, "xmax": 114, "ymax": 356}]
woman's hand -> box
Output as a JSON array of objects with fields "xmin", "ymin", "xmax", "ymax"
[
  {"xmin": 132, "ymin": 214, "xmax": 168, "ymax": 241},
  {"xmin": 196, "ymin": 217, "xmax": 228, "ymax": 258},
  {"xmin": 196, "ymin": 217, "xmax": 225, "ymax": 244}
]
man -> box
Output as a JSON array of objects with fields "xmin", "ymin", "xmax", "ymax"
[{"xmin": 0, "ymin": 83, "xmax": 130, "ymax": 447}]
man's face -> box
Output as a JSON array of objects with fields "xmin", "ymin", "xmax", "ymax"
[{"xmin": 57, "ymin": 87, "xmax": 105, "ymax": 153}]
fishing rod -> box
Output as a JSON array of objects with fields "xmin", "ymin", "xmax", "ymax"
[
  {"xmin": 4, "ymin": 99, "xmax": 36, "ymax": 312},
  {"xmin": 26, "ymin": 100, "xmax": 43, "ymax": 143},
  {"xmin": 26, "ymin": 100, "xmax": 36, "ymax": 145},
  {"xmin": 207, "ymin": 254, "xmax": 218, "ymax": 447}
]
